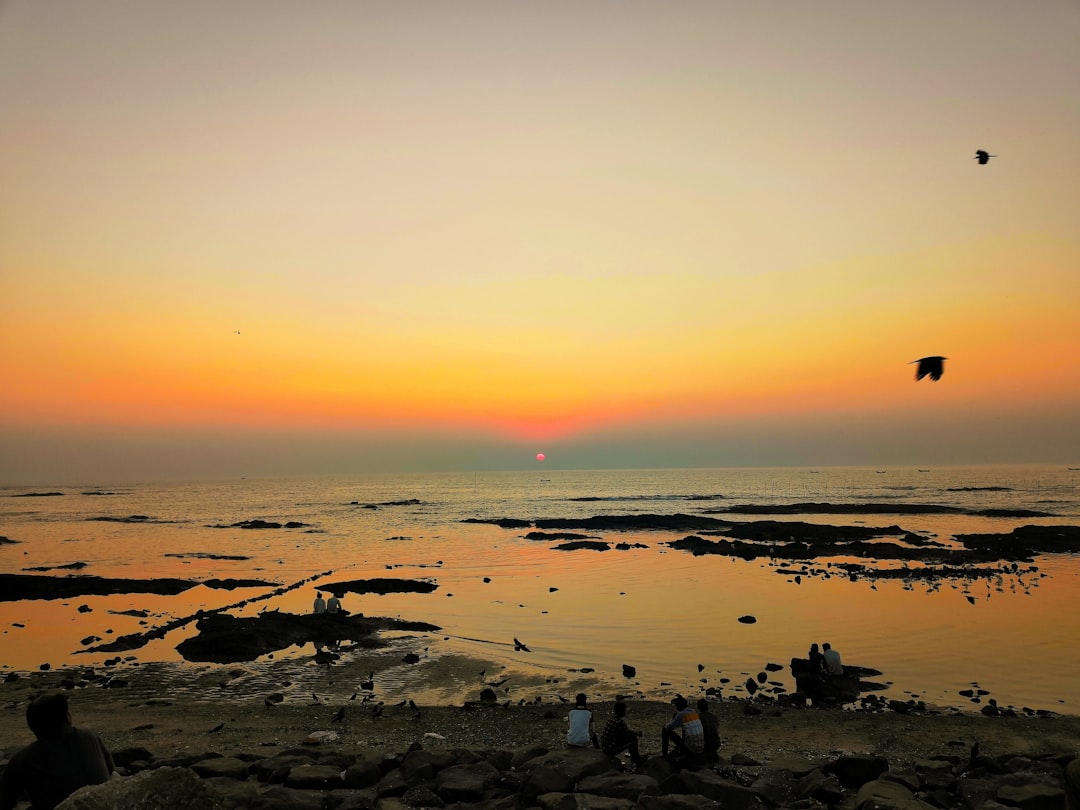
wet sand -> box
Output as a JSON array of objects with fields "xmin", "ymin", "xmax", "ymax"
[{"xmin": 3, "ymin": 649, "xmax": 1078, "ymax": 770}]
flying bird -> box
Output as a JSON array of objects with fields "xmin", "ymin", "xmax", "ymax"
[
  {"xmin": 911, "ymin": 356, "xmax": 947, "ymax": 381},
  {"xmin": 974, "ymin": 150, "xmax": 995, "ymax": 165}
]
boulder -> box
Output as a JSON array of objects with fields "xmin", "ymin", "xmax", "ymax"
[
  {"xmin": 343, "ymin": 757, "xmax": 384, "ymax": 789},
  {"xmin": 190, "ymin": 756, "xmax": 251, "ymax": 780},
  {"xmin": 678, "ymin": 770, "xmax": 758, "ymax": 810},
  {"xmin": 996, "ymin": 781, "xmax": 1067, "ymax": 810},
  {"xmin": 855, "ymin": 778, "xmax": 938, "ymax": 809},
  {"xmin": 520, "ymin": 748, "xmax": 617, "ymax": 783},
  {"xmin": 251, "ymin": 752, "xmax": 320, "ymax": 783},
  {"xmin": 537, "ymin": 793, "xmax": 636, "ymax": 810},
  {"xmin": 522, "ymin": 766, "xmax": 575, "ymax": 802},
  {"xmin": 637, "ymin": 797, "xmax": 723, "ymax": 810},
  {"xmin": 434, "ymin": 760, "xmax": 502, "ymax": 802},
  {"xmin": 828, "ymin": 753, "xmax": 890, "ymax": 787},
  {"xmin": 283, "ymin": 764, "xmax": 345, "ymax": 790},
  {"xmin": 399, "ymin": 749, "xmax": 456, "ymax": 782},
  {"xmin": 55, "ymin": 766, "xmax": 225, "ymax": 810},
  {"xmin": 401, "ymin": 785, "xmax": 446, "ymax": 807},
  {"xmin": 575, "ymin": 772, "xmax": 661, "ymax": 801}
]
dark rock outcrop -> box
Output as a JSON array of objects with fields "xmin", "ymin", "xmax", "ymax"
[
  {"xmin": 317, "ymin": 577, "xmax": 438, "ymax": 596},
  {"xmin": 175, "ymin": 611, "xmax": 440, "ymax": 663},
  {"xmin": 0, "ymin": 573, "xmax": 196, "ymax": 602}
]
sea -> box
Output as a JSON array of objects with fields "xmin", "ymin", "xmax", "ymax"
[{"xmin": 2, "ymin": 465, "xmax": 1078, "ymax": 713}]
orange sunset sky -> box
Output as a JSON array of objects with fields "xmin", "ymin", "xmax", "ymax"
[{"xmin": 1, "ymin": 1, "xmax": 1079, "ymax": 482}]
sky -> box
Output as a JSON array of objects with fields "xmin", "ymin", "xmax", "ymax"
[{"xmin": 1, "ymin": 1, "xmax": 1079, "ymax": 483}]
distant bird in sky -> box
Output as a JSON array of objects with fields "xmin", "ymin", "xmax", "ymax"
[
  {"xmin": 911, "ymin": 356, "xmax": 947, "ymax": 382},
  {"xmin": 974, "ymin": 150, "xmax": 995, "ymax": 165}
]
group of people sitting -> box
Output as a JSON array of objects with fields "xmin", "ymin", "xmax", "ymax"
[
  {"xmin": 808, "ymin": 642, "xmax": 843, "ymax": 678},
  {"xmin": 566, "ymin": 693, "xmax": 720, "ymax": 770},
  {"xmin": 312, "ymin": 591, "xmax": 345, "ymax": 614}
]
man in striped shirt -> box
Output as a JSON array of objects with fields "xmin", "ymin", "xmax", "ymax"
[{"xmin": 661, "ymin": 695, "xmax": 704, "ymax": 763}]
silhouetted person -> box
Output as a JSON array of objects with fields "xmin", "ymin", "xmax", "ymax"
[
  {"xmin": 313, "ymin": 591, "xmax": 326, "ymax": 614},
  {"xmin": 823, "ymin": 642, "xmax": 844, "ymax": 676},
  {"xmin": 696, "ymin": 698, "xmax": 721, "ymax": 763},
  {"xmin": 326, "ymin": 593, "xmax": 343, "ymax": 614},
  {"xmin": 0, "ymin": 692, "xmax": 114, "ymax": 810},
  {"xmin": 911, "ymin": 356, "xmax": 947, "ymax": 381},
  {"xmin": 661, "ymin": 695, "xmax": 704, "ymax": 764},
  {"xmin": 599, "ymin": 701, "xmax": 645, "ymax": 767},
  {"xmin": 566, "ymin": 693, "xmax": 598, "ymax": 748},
  {"xmin": 808, "ymin": 643, "xmax": 826, "ymax": 677},
  {"xmin": 974, "ymin": 149, "xmax": 995, "ymax": 165}
]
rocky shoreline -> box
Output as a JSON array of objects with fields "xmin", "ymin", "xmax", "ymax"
[{"xmin": 3, "ymin": 661, "xmax": 1080, "ymax": 809}]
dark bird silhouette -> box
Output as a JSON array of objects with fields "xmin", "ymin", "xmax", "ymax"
[
  {"xmin": 514, "ymin": 637, "xmax": 530, "ymax": 652},
  {"xmin": 370, "ymin": 704, "xmax": 384, "ymax": 720},
  {"xmin": 349, "ymin": 691, "xmax": 357, "ymax": 701},
  {"xmin": 974, "ymin": 150, "xmax": 995, "ymax": 165},
  {"xmin": 207, "ymin": 723, "xmax": 225, "ymax": 734},
  {"xmin": 911, "ymin": 356, "xmax": 947, "ymax": 381},
  {"xmin": 330, "ymin": 707, "xmax": 345, "ymax": 723},
  {"xmin": 966, "ymin": 595, "xmax": 976, "ymax": 605}
]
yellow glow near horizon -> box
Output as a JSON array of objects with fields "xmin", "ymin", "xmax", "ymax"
[{"xmin": 1, "ymin": 2, "xmax": 1079, "ymax": 475}]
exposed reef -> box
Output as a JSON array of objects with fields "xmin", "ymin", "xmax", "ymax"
[
  {"xmin": 316, "ymin": 577, "xmax": 438, "ymax": 596},
  {"xmin": 174, "ymin": 611, "xmax": 440, "ymax": 663},
  {"xmin": 705, "ymin": 502, "xmax": 1053, "ymax": 518},
  {"xmin": 0, "ymin": 573, "xmax": 277, "ymax": 602},
  {"xmin": 0, "ymin": 573, "xmax": 197, "ymax": 601}
]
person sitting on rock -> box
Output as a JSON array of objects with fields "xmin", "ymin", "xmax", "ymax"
[
  {"xmin": 661, "ymin": 695, "xmax": 704, "ymax": 765},
  {"xmin": 808, "ymin": 643, "xmax": 827, "ymax": 678},
  {"xmin": 822, "ymin": 642, "xmax": 844, "ymax": 677},
  {"xmin": 696, "ymin": 698, "xmax": 721, "ymax": 763},
  {"xmin": 0, "ymin": 692, "xmax": 115, "ymax": 810},
  {"xmin": 326, "ymin": 593, "xmax": 343, "ymax": 614},
  {"xmin": 313, "ymin": 591, "xmax": 327, "ymax": 614},
  {"xmin": 566, "ymin": 693, "xmax": 599, "ymax": 748},
  {"xmin": 599, "ymin": 701, "xmax": 645, "ymax": 767}
]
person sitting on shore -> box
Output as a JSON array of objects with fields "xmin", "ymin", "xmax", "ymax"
[
  {"xmin": 823, "ymin": 642, "xmax": 843, "ymax": 677},
  {"xmin": 313, "ymin": 591, "xmax": 327, "ymax": 614},
  {"xmin": 0, "ymin": 692, "xmax": 115, "ymax": 810},
  {"xmin": 808, "ymin": 643, "xmax": 826, "ymax": 678},
  {"xmin": 599, "ymin": 701, "xmax": 645, "ymax": 767},
  {"xmin": 566, "ymin": 693, "xmax": 599, "ymax": 748},
  {"xmin": 696, "ymin": 698, "xmax": 721, "ymax": 763},
  {"xmin": 661, "ymin": 695, "xmax": 704, "ymax": 765},
  {"xmin": 326, "ymin": 593, "xmax": 343, "ymax": 614}
]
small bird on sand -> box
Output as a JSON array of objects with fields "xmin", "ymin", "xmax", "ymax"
[
  {"xmin": 911, "ymin": 356, "xmax": 947, "ymax": 381},
  {"xmin": 330, "ymin": 707, "xmax": 345, "ymax": 723},
  {"xmin": 208, "ymin": 723, "xmax": 225, "ymax": 734},
  {"xmin": 974, "ymin": 150, "xmax": 995, "ymax": 165}
]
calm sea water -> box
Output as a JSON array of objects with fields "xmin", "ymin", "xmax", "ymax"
[{"xmin": 2, "ymin": 465, "xmax": 1078, "ymax": 712}]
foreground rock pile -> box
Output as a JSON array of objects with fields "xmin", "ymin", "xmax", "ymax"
[{"xmin": 51, "ymin": 739, "xmax": 1078, "ymax": 810}]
